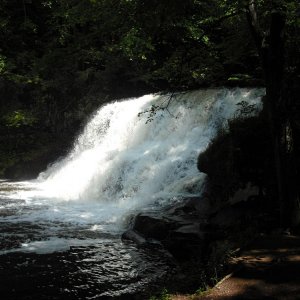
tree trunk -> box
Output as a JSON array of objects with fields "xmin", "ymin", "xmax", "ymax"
[
  {"xmin": 266, "ymin": 11, "xmax": 300, "ymax": 228},
  {"xmin": 246, "ymin": 3, "xmax": 300, "ymax": 228}
]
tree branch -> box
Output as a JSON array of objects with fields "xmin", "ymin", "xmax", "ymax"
[{"xmin": 245, "ymin": 0, "xmax": 263, "ymax": 55}]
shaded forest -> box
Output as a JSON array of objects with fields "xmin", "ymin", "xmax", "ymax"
[{"xmin": 0, "ymin": 0, "xmax": 299, "ymax": 226}]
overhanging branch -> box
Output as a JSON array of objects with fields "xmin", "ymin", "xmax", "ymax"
[{"xmin": 245, "ymin": 0, "xmax": 264, "ymax": 56}]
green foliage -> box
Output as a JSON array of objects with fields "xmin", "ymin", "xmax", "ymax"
[
  {"xmin": 0, "ymin": 0, "xmax": 298, "ymax": 178},
  {"xmin": 4, "ymin": 110, "xmax": 37, "ymax": 128},
  {"xmin": 149, "ymin": 288, "xmax": 171, "ymax": 300},
  {"xmin": 0, "ymin": 55, "xmax": 6, "ymax": 73}
]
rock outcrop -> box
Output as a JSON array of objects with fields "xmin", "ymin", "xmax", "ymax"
[{"xmin": 122, "ymin": 182, "xmax": 265, "ymax": 262}]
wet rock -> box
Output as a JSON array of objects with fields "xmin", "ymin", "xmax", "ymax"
[
  {"xmin": 124, "ymin": 189, "xmax": 264, "ymax": 261},
  {"xmin": 169, "ymin": 196, "xmax": 215, "ymax": 218},
  {"xmin": 121, "ymin": 229, "xmax": 164, "ymax": 249},
  {"xmin": 208, "ymin": 196, "xmax": 262, "ymax": 230},
  {"xmin": 163, "ymin": 223, "xmax": 206, "ymax": 260},
  {"xmin": 228, "ymin": 183, "xmax": 259, "ymax": 205},
  {"xmin": 133, "ymin": 214, "xmax": 179, "ymax": 240},
  {"xmin": 209, "ymin": 206, "xmax": 246, "ymax": 228},
  {"xmin": 128, "ymin": 209, "xmax": 209, "ymax": 260},
  {"xmin": 121, "ymin": 230, "xmax": 147, "ymax": 246}
]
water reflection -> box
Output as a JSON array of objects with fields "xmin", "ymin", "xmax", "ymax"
[
  {"xmin": 0, "ymin": 240, "xmax": 175, "ymax": 299},
  {"xmin": 0, "ymin": 183, "xmax": 176, "ymax": 299}
]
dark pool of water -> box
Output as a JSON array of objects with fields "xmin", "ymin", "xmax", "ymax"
[
  {"xmin": 0, "ymin": 182, "xmax": 177, "ymax": 299},
  {"xmin": 0, "ymin": 236, "xmax": 178, "ymax": 300}
]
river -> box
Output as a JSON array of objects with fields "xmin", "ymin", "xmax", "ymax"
[{"xmin": 0, "ymin": 88, "xmax": 264, "ymax": 299}]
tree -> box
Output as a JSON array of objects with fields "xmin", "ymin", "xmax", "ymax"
[{"xmin": 244, "ymin": 0, "xmax": 300, "ymax": 227}]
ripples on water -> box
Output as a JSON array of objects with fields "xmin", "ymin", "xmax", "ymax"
[
  {"xmin": 0, "ymin": 182, "xmax": 176, "ymax": 299},
  {"xmin": 0, "ymin": 241, "xmax": 175, "ymax": 300},
  {"xmin": 0, "ymin": 90, "xmax": 265, "ymax": 299}
]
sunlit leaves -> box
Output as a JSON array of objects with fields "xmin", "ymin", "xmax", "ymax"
[
  {"xmin": 120, "ymin": 28, "xmax": 154, "ymax": 61},
  {"xmin": 4, "ymin": 110, "xmax": 37, "ymax": 128},
  {"xmin": 0, "ymin": 55, "xmax": 6, "ymax": 73}
]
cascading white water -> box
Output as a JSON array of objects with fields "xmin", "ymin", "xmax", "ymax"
[
  {"xmin": 0, "ymin": 88, "xmax": 265, "ymax": 299},
  {"xmin": 0, "ymin": 88, "xmax": 264, "ymax": 254},
  {"xmin": 39, "ymin": 88, "xmax": 264, "ymax": 205}
]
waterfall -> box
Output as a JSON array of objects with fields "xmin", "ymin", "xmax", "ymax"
[
  {"xmin": 0, "ymin": 88, "xmax": 266, "ymax": 298},
  {"xmin": 0, "ymin": 88, "xmax": 265, "ymax": 255},
  {"xmin": 37, "ymin": 88, "xmax": 264, "ymax": 209},
  {"xmin": 0, "ymin": 87, "xmax": 268, "ymax": 300}
]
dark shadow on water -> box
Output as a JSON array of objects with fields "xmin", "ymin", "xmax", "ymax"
[{"xmin": 0, "ymin": 241, "xmax": 177, "ymax": 300}]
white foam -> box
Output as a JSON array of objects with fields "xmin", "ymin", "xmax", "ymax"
[
  {"xmin": 0, "ymin": 88, "xmax": 264, "ymax": 254},
  {"xmin": 37, "ymin": 89, "xmax": 263, "ymax": 204}
]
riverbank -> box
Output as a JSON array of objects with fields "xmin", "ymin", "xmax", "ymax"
[{"xmin": 170, "ymin": 233, "xmax": 300, "ymax": 300}]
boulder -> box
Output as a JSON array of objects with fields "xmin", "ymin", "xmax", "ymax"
[
  {"xmin": 133, "ymin": 213, "xmax": 179, "ymax": 240},
  {"xmin": 121, "ymin": 229, "xmax": 164, "ymax": 249},
  {"xmin": 129, "ymin": 207, "xmax": 209, "ymax": 260},
  {"xmin": 121, "ymin": 229, "xmax": 147, "ymax": 246}
]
